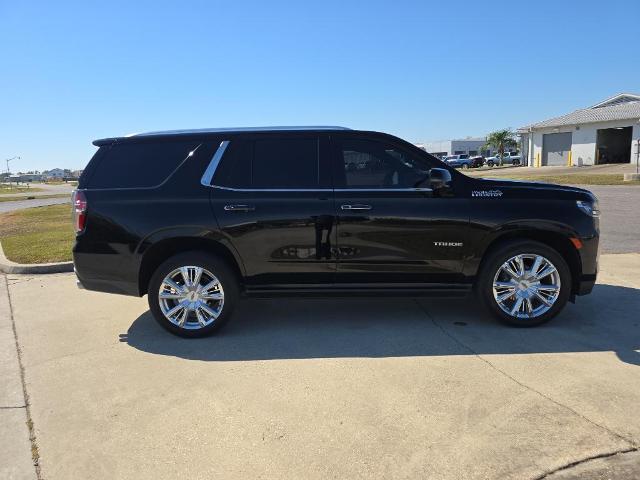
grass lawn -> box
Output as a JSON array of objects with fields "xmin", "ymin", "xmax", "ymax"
[
  {"xmin": 0, "ymin": 193, "xmax": 70, "ymax": 203},
  {"xmin": 0, "ymin": 204, "xmax": 74, "ymax": 263},
  {"xmin": 470, "ymin": 173, "xmax": 640, "ymax": 185},
  {"xmin": 0, "ymin": 185, "xmax": 44, "ymax": 194}
]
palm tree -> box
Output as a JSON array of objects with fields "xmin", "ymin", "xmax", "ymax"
[{"xmin": 484, "ymin": 129, "xmax": 517, "ymax": 166}]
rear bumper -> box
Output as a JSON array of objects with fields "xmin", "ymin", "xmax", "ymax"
[{"xmin": 73, "ymin": 251, "xmax": 140, "ymax": 297}]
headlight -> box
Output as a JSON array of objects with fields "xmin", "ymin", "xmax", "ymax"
[{"xmin": 576, "ymin": 199, "xmax": 600, "ymax": 217}]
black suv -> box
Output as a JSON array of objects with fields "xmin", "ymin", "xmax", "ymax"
[{"xmin": 73, "ymin": 127, "xmax": 599, "ymax": 337}]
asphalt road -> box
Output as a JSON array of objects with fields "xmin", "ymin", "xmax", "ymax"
[
  {"xmin": 586, "ymin": 185, "xmax": 639, "ymax": 253},
  {"xmin": 0, "ymin": 196, "xmax": 70, "ymax": 214},
  {"xmin": 1, "ymin": 182, "xmax": 74, "ymax": 196},
  {"xmin": 3, "ymin": 253, "xmax": 639, "ymax": 480}
]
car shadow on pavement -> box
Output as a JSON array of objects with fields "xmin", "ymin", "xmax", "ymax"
[{"xmin": 121, "ymin": 284, "xmax": 640, "ymax": 366}]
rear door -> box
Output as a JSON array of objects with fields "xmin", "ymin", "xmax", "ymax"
[
  {"xmin": 208, "ymin": 133, "xmax": 337, "ymax": 287},
  {"xmin": 331, "ymin": 133, "xmax": 469, "ymax": 284}
]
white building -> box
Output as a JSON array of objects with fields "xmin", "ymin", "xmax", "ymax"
[
  {"xmin": 519, "ymin": 93, "xmax": 640, "ymax": 167},
  {"xmin": 418, "ymin": 137, "xmax": 496, "ymax": 159}
]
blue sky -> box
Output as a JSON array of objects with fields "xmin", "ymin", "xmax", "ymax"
[{"xmin": 1, "ymin": 0, "xmax": 638, "ymax": 171}]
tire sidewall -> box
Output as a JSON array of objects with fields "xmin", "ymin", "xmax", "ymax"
[
  {"xmin": 148, "ymin": 251, "xmax": 239, "ymax": 338},
  {"xmin": 478, "ymin": 241, "xmax": 571, "ymax": 327}
]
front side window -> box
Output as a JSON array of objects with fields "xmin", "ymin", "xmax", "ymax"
[{"xmin": 339, "ymin": 138, "xmax": 431, "ymax": 189}]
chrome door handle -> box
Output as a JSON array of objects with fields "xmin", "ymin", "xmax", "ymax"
[
  {"xmin": 224, "ymin": 204, "xmax": 255, "ymax": 212},
  {"xmin": 341, "ymin": 204, "xmax": 372, "ymax": 211}
]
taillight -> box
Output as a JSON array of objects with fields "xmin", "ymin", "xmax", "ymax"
[{"xmin": 72, "ymin": 190, "xmax": 87, "ymax": 233}]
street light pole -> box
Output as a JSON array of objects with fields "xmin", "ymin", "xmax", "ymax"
[{"xmin": 4, "ymin": 156, "xmax": 20, "ymax": 175}]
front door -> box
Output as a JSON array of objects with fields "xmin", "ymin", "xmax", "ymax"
[
  {"xmin": 208, "ymin": 134, "xmax": 337, "ymax": 286},
  {"xmin": 331, "ymin": 134, "xmax": 469, "ymax": 284}
]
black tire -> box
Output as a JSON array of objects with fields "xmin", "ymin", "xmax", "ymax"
[
  {"xmin": 476, "ymin": 240, "xmax": 571, "ymax": 327},
  {"xmin": 148, "ymin": 251, "xmax": 239, "ymax": 338},
  {"xmin": 487, "ymin": 161, "xmax": 494, "ymax": 167}
]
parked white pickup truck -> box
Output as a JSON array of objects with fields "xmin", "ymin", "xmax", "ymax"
[{"xmin": 486, "ymin": 153, "xmax": 521, "ymax": 167}]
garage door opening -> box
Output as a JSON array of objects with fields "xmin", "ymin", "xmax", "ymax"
[
  {"xmin": 542, "ymin": 132, "xmax": 572, "ymax": 166},
  {"xmin": 596, "ymin": 127, "xmax": 632, "ymax": 164}
]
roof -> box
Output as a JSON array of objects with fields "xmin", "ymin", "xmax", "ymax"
[
  {"xmin": 520, "ymin": 93, "xmax": 640, "ymax": 131},
  {"xmin": 421, "ymin": 137, "xmax": 486, "ymax": 145},
  {"xmin": 93, "ymin": 126, "xmax": 352, "ymax": 146},
  {"xmin": 128, "ymin": 126, "xmax": 351, "ymax": 137},
  {"xmin": 451, "ymin": 137, "xmax": 486, "ymax": 142}
]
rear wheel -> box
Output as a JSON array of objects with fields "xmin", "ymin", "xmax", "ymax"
[
  {"xmin": 148, "ymin": 252, "xmax": 239, "ymax": 337},
  {"xmin": 477, "ymin": 241, "xmax": 571, "ymax": 327}
]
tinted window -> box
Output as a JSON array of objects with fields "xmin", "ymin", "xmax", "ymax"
[
  {"xmin": 339, "ymin": 138, "xmax": 431, "ymax": 188},
  {"xmin": 88, "ymin": 140, "xmax": 200, "ymax": 188},
  {"xmin": 212, "ymin": 139, "xmax": 252, "ymax": 188},
  {"xmin": 252, "ymin": 138, "xmax": 318, "ymax": 188}
]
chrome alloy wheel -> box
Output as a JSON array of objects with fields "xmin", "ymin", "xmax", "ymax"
[
  {"xmin": 492, "ymin": 254, "xmax": 561, "ymax": 319},
  {"xmin": 158, "ymin": 266, "xmax": 224, "ymax": 330}
]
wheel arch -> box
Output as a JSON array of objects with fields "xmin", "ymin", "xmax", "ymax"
[
  {"xmin": 474, "ymin": 229, "xmax": 582, "ymax": 295},
  {"xmin": 137, "ymin": 236, "xmax": 245, "ymax": 296}
]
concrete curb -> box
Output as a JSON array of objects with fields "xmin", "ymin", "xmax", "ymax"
[{"xmin": 0, "ymin": 242, "xmax": 73, "ymax": 274}]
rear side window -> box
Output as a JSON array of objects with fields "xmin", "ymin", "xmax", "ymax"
[
  {"xmin": 213, "ymin": 137, "xmax": 319, "ymax": 189},
  {"xmin": 87, "ymin": 140, "xmax": 201, "ymax": 188},
  {"xmin": 252, "ymin": 138, "xmax": 318, "ymax": 188},
  {"xmin": 212, "ymin": 140, "xmax": 252, "ymax": 189}
]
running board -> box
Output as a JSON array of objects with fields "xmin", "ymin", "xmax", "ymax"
[{"xmin": 243, "ymin": 284, "xmax": 472, "ymax": 298}]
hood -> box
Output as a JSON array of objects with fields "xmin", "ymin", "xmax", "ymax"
[{"xmin": 471, "ymin": 177, "xmax": 596, "ymax": 201}]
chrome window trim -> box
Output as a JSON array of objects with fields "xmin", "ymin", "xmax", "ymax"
[
  {"xmin": 211, "ymin": 185, "xmax": 333, "ymax": 192},
  {"xmin": 200, "ymin": 141, "xmax": 230, "ymax": 187},
  {"xmin": 200, "ymin": 139, "xmax": 433, "ymax": 193},
  {"xmin": 209, "ymin": 185, "xmax": 432, "ymax": 193}
]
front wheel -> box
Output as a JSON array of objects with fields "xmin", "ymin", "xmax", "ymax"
[
  {"xmin": 148, "ymin": 252, "xmax": 239, "ymax": 337},
  {"xmin": 477, "ymin": 241, "xmax": 571, "ymax": 327}
]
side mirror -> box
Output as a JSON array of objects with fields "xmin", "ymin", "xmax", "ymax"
[{"xmin": 429, "ymin": 168, "xmax": 452, "ymax": 189}]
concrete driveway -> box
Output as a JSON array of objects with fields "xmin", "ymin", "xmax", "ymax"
[{"xmin": 2, "ymin": 254, "xmax": 639, "ymax": 480}]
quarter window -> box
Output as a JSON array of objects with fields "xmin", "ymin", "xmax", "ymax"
[
  {"xmin": 339, "ymin": 138, "xmax": 431, "ymax": 189},
  {"xmin": 87, "ymin": 140, "xmax": 200, "ymax": 189}
]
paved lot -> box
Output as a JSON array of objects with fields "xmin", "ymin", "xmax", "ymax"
[
  {"xmin": 467, "ymin": 164, "xmax": 640, "ymax": 177},
  {"xmin": 586, "ymin": 186, "xmax": 639, "ymax": 253},
  {"xmin": 2, "ymin": 254, "xmax": 639, "ymax": 480}
]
